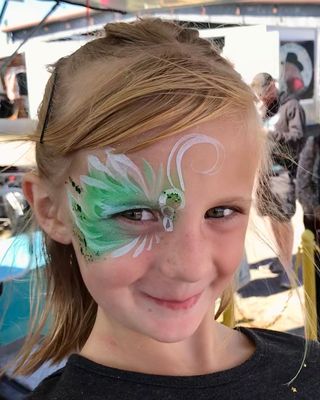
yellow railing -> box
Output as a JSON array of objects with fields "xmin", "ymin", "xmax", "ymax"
[
  {"xmin": 222, "ymin": 297, "xmax": 235, "ymax": 328},
  {"xmin": 301, "ymin": 229, "xmax": 318, "ymax": 340}
]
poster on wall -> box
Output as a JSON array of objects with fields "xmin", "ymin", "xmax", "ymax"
[{"xmin": 279, "ymin": 41, "xmax": 314, "ymax": 100}]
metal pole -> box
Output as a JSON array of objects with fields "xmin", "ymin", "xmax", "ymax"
[
  {"xmin": 0, "ymin": 0, "xmax": 9, "ymax": 25},
  {"xmin": 0, "ymin": 1, "xmax": 60, "ymax": 78}
]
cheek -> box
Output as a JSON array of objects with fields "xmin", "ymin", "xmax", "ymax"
[
  {"xmin": 213, "ymin": 221, "xmax": 248, "ymax": 277},
  {"xmin": 74, "ymin": 244, "xmax": 152, "ymax": 294}
]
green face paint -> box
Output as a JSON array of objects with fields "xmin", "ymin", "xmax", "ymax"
[
  {"xmin": 68, "ymin": 152, "xmax": 164, "ymax": 261},
  {"xmin": 68, "ymin": 134, "xmax": 224, "ymax": 261}
]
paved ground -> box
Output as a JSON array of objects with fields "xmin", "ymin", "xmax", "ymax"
[
  {"xmin": 235, "ymin": 267, "xmax": 304, "ymax": 336},
  {"xmin": 237, "ymin": 201, "xmax": 306, "ymax": 336}
]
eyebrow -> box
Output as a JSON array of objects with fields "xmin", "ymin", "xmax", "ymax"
[
  {"xmin": 108, "ymin": 197, "xmax": 252, "ymax": 210},
  {"xmin": 102, "ymin": 199, "xmax": 159, "ymax": 214},
  {"xmin": 118, "ymin": 200, "xmax": 157, "ymax": 208},
  {"xmin": 211, "ymin": 196, "xmax": 253, "ymax": 205}
]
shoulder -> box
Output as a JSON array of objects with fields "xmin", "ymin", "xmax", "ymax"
[
  {"xmin": 240, "ymin": 327, "xmax": 306, "ymax": 352},
  {"xmin": 28, "ymin": 354, "xmax": 100, "ymax": 399},
  {"xmin": 279, "ymin": 92, "xmax": 298, "ymax": 105},
  {"xmin": 28, "ymin": 353, "xmax": 140, "ymax": 400},
  {"xmin": 231, "ymin": 327, "xmax": 320, "ymax": 398},
  {"xmin": 279, "ymin": 93, "xmax": 304, "ymax": 112},
  {"xmin": 240, "ymin": 327, "xmax": 320, "ymax": 379},
  {"xmin": 27, "ymin": 368, "xmax": 65, "ymax": 399},
  {"xmin": 240, "ymin": 327, "xmax": 320, "ymax": 366}
]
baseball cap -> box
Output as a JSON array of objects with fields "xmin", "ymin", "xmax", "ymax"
[{"xmin": 251, "ymin": 72, "xmax": 275, "ymax": 97}]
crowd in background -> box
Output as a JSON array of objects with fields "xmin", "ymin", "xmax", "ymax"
[{"xmin": 251, "ymin": 71, "xmax": 319, "ymax": 291}]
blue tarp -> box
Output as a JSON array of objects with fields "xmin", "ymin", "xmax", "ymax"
[
  {"xmin": 0, "ymin": 231, "xmax": 45, "ymax": 281},
  {"xmin": 0, "ymin": 232, "xmax": 46, "ymax": 345}
]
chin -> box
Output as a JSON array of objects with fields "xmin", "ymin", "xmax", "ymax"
[
  {"xmin": 139, "ymin": 314, "xmax": 206, "ymax": 344},
  {"xmin": 151, "ymin": 331, "xmax": 196, "ymax": 344},
  {"xmin": 129, "ymin": 291, "xmax": 215, "ymax": 343}
]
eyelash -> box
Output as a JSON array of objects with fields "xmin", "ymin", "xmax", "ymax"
[
  {"xmin": 205, "ymin": 206, "xmax": 240, "ymax": 220},
  {"xmin": 116, "ymin": 209, "xmax": 159, "ymax": 223},
  {"xmin": 204, "ymin": 206, "xmax": 241, "ymax": 220},
  {"xmin": 114, "ymin": 206, "xmax": 241, "ymax": 223}
]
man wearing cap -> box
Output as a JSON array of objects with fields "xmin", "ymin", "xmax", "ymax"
[{"xmin": 251, "ymin": 72, "xmax": 306, "ymax": 288}]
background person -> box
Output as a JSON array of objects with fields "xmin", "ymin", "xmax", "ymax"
[
  {"xmin": 251, "ymin": 72, "xmax": 306, "ymax": 288},
  {"xmin": 1, "ymin": 19, "xmax": 319, "ymax": 399}
]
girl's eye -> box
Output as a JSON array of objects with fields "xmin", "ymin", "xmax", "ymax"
[
  {"xmin": 118, "ymin": 209, "xmax": 158, "ymax": 222},
  {"xmin": 205, "ymin": 207, "xmax": 235, "ymax": 219}
]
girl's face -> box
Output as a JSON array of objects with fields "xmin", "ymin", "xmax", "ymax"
[{"xmin": 65, "ymin": 116, "xmax": 260, "ymax": 343}]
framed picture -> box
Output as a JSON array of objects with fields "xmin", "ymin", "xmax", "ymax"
[{"xmin": 279, "ymin": 41, "xmax": 314, "ymax": 100}]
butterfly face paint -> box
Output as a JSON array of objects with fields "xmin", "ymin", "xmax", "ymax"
[
  {"xmin": 68, "ymin": 154, "xmax": 164, "ymax": 262},
  {"xmin": 68, "ymin": 134, "xmax": 224, "ymax": 261}
]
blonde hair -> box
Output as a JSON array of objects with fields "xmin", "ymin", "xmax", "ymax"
[{"xmin": 8, "ymin": 18, "xmax": 268, "ymax": 375}]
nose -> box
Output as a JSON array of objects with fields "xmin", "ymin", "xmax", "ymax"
[{"xmin": 155, "ymin": 222, "xmax": 214, "ymax": 283}]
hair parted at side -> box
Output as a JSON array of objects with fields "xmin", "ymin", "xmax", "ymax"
[
  {"xmin": 9, "ymin": 18, "xmax": 267, "ymax": 376},
  {"xmin": 34, "ymin": 18, "xmax": 259, "ymax": 178}
]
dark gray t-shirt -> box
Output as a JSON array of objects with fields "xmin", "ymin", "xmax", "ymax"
[{"xmin": 28, "ymin": 328, "xmax": 320, "ymax": 400}]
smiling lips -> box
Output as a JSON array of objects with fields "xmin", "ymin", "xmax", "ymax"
[{"xmin": 145, "ymin": 292, "xmax": 202, "ymax": 310}]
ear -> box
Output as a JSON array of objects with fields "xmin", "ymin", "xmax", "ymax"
[{"xmin": 23, "ymin": 173, "xmax": 72, "ymax": 245}]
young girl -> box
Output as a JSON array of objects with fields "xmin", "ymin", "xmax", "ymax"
[{"xmin": 10, "ymin": 18, "xmax": 320, "ymax": 399}]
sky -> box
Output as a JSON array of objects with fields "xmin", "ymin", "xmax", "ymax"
[{"xmin": 0, "ymin": 0, "xmax": 83, "ymax": 27}]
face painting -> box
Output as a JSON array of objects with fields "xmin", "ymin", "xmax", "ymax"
[
  {"xmin": 68, "ymin": 134, "xmax": 224, "ymax": 261},
  {"xmin": 69, "ymin": 117, "xmax": 259, "ymax": 345}
]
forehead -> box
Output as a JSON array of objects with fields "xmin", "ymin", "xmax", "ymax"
[
  {"xmin": 70, "ymin": 114, "xmax": 261, "ymax": 183},
  {"xmin": 133, "ymin": 115, "xmax": 261, "ymax": 174}
]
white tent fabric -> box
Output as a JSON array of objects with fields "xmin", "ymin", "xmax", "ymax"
[{"xmin": 0, "ymin": 119, "xmax": 36, "ymax": 167}]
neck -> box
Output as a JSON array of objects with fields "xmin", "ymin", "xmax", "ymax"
[{"xmin": 80, "ymin": 309, "xmax": 254, "ymax": 376}]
